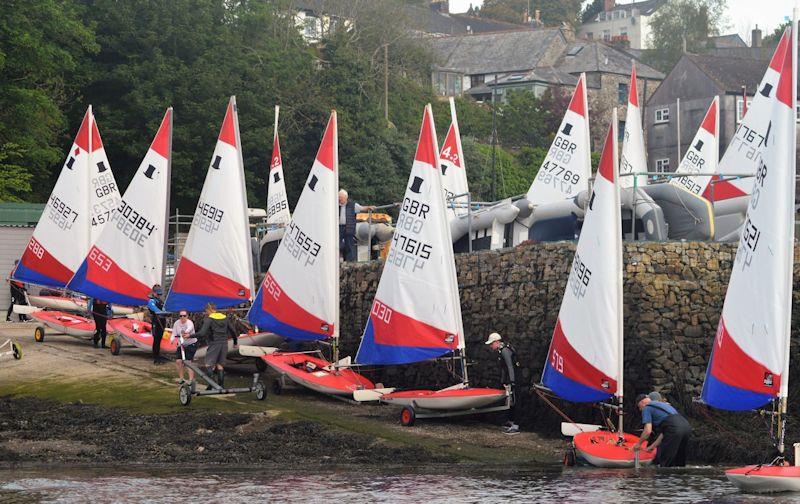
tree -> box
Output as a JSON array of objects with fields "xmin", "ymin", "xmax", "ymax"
[
  {"xmin": 763, "ymin": 21, "xmax": 790, "ymax": 46},
  {"xmin": 0, "ymin": 0, "xmax": 98, "ymax": 201},
  {"xmin": 644, "ymin": 0, "xmax": 728, "ymax": 72},
  {"xmin": 581, "ymin": 0, "xmax": 605, "ymax": 24}
]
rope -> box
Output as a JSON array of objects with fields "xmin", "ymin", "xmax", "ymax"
[
  {"xmin": 694, "ymin": 403, "xmax": 743, "ymax": 443},
  {"xmin": 534, "ymin": 387, "xmax": 583, "ymax": 433}
]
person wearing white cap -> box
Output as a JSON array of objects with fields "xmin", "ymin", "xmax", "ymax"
[{"xmin": 485, "ymin": 332, "xmax": 520, "ymax": 434}]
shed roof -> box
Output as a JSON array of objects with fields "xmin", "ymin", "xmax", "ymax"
[
  {"xmin": 686, "ymin": 53, "xmax": 770, "ymax": 93},
  {"xmin": 0, "ymin": 203, "xmax": 44, "ymax": 227}
]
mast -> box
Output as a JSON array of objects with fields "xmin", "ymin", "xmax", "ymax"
[
  {"xmin": 274, "ymin": 105, "xmax": 279, "ymax": 143},
  {"xmin": 778, "ymin": 11, "xmax": 797, "ymax": 456},
  {"xmin": 231, "ymin": 96, "xmax": 255, "ymax": 303},
  {"xmin": 582, "ymin": 73, "xmax": 591, "ymax": 184},
  {"xmin": 612, "ymin": 108, "xmax": 624, "ymax": 440},
  {"xmin": 162, "ymin": 108, "xmax": 173, "ymax": 290},
  {"xmin": 86, "ymin": 105, "xmax": 94, "ymax": 271},
  {"xmin": 332, "ymin": 110, "xmax": 340, "ymax": 365}
]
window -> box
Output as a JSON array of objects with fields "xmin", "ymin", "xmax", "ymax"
[
  {"xmin": 434, "ymin": 72, "xmax": 463, "ymax": 97},
  {"xmin": 655, "ymin": 158, "xmax": 670, "ymax": 173},
  {"xmin": 618, "ymin": 120, "xmax": 626, "ymax": 142},
  {"xmin": 620, "ymin": 10, "xmax": 626, "ymax": 18},
  {"xmin": 613, "ymin": 10, "xmax": 620, "ymax": 19},
  {"xmin": 603, "ymin": 30, "xmax": 611, "ymax": 41},
  {"xmin": 471, "ymin": 74, "xmax": 485, "ymax": 85},
  {"xmin": 586, "ymin": 32, "xmax": 594, "ymax": 40},
  {"xmin": 654, "ymin": 107, "xmax": 670, "ymax": 124},
  {"xmin": 303, "ymin": 16, "xmax": 318, "ymax": 39},
  {"xmin": 618, "ymin": 83, "xmax": 628, "ymax": 104}
]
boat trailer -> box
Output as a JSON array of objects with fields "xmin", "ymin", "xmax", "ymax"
[
  {"xmin": 178, "ymin": 361, "xmax": 267, "ymax": 406},
  {"xmin": 0, "ymin": 339, "xmax": 22, "ymax": 362}
]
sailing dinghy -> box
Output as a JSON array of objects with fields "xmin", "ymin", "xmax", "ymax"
[
  {"xmin": 670, "ymin": 96, "xmax": 719, "ymax": 197},
  {"xmin": 245, "ymin": 111, "xmax": 375, "ymax": 396},
  {"xmin": 165, "ymin": 97, "xmax": 254, "ymax": 313},
  {"xmin": 440, "ymin": 98, "xmax": 470, "ymax": 221},
  {"xmin": 354, "ymin": 105, "xmax": 508, "ymax": 424},
  {"xmin": 619, "ymin": 63, "xmax": 647, "ymax": 190},
  {"xmin": 539, "ymin": 111, "xmax": 655, "ymax": 468},
  {"xmin": 700, "ymin": 20, "xmax": 800, "ymax": 493},
  {"xmin": 14, "ymin": 108, "xmax": 122, "ymax": 341},
  {"xmin": 266, "ymin": 105, "xmax": 291, "ymax": 227}
]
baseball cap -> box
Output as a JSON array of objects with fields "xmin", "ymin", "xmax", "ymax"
[{"xmin": 485, "ymin": 332, "xmax": 502, "ymax": 345}]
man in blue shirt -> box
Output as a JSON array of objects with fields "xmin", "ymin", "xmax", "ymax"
[{"xmin": 633, "ymin": 393, "xmax": 692, "ymax": 467}]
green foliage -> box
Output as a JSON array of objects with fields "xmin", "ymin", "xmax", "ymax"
[
  {"xmin": 0, "ymin": 144, "xmax": 33, "ymax": 202},
  {"xmin": 0, "ymin": 0, "xmax": 98, "ymax": 193},
  {"xmin": 644, "ymin": 0, "xmax": 728, "ymax": 72},
  {"xmin": 763, "ymin": 22, "xmax": 790, "ymax": 46},
  {"xmin": 462, "ymin": 139, "xmax": 531, "ymax": 200},
  {"xmin": 581, "ymin": 0, "xmax": 605, "ymax": 24},
  {"xmin": 480, "ymin": 0, "xmax": 583, "ymax": 26}
]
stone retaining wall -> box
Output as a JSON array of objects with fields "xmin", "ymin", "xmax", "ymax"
[{"xmin": 338, "ymin": 241, "xmax": 800, "ymax": 431}]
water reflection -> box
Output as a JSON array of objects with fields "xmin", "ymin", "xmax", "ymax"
[{"xmin": 0, "ymin": 466, "xmax": 797, "ymax": 503}]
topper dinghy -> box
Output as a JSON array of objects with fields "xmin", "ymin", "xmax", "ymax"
[
  {"xmin": 107, "ymin": 318, "xmax": 178, "ymax": 355},
  {"xmin": 165, "ymin": 97, "xmax": 254, "ymax": 312},
  {"xmin": 266, "ymin": 105, "xmax": 291, "ymax": 227},
  {"xmin": 30, "ymin": 311, "xmax": 97, "ymax": 341},
  {"xmin": 247, "ymin": 111, "xmax": 375, "ymax": 396},
  {"xmin": 354, "ymin": 104, "xmax": 508, "ymax": 423},
  {"xmin": 699, "ymin": 21, "xmax": 800, "ymax": 493},
  {"xmin": 539, "ymin": 111, "xmax": 654, "ymax": 468},
  {"xmin": 26, "ymin": 295, "xmax": 135, "ymax": 315}
]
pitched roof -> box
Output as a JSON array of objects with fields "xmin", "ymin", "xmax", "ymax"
[
  {"xmin": 0, "ymin": 203, "xmax": 44, "ymax": 227},
  {"xmin": 709, "ymin": 34, "xmax": 748, "ymax": 48},
  {"xmin": 557, "ymin": 40, "xmax": 665, "ymax": 80},
  {"xmin": 607, "ymin": 0, "xmax": 666, "ymax": 15},
  {"xmin": 685, "ymin": 53, "xmax": 770, "ymax": 92},
  {"xmin": 430, "ymin": 28, "xmax": 565, "ymax": 75}
]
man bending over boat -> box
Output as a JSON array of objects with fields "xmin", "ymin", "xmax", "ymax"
[
  {"xmin": 486, "ymin": 332, "xmax": 521, "ymax": 435},
  {"xmin": 195, "ymin": 303, "xmax": 238, "ymax": 389},
  {"xmin": 633, "ymin": 393, "xmax": 692, "ymax": 467}
]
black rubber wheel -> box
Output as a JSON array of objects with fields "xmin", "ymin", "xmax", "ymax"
[
  {"xmin": 272, "ymin": 378, "xmax": 283, "ymax": 395},
  {"xmin": 255, "ymin": 358, "xmax": 267, "ymax": 373},
  {"xmin": 400, "ymin": 406, "xmax": 416, "ymax": 427},
  {"xmin": 34, "ymin": 326, "xmax": 45, "ymax": 343},
  {"xmin": 179, "ymin": 384, "xmax": 192, "ymax": 406},
  {"xmin": 255, "ymin": 381, "xmax": 267, "ymax": 401},
  {"xmin": 110, "ymin": 337, "xmax": 121, "ymax": 356},
  {"xmin": 12, "ymin": 342, "xmax": 22, "ymax": 360}
]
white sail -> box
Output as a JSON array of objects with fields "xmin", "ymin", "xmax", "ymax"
[
  {"xmin": 619, "ymin": 63, "xmax": 648, "ymax": 189},
  {"xmin": 266, "ymin": 105, "xmax": 291, "ymax": 226},
  {"xmin": 165, "ymin": 97, "xmax": 254, "ymax": 311},
  {"xmin": 542, "ymin": 112, "xmax": 622, "ymax": 403},
  {"xmin": 671, "ymin": 96, "xmax": 719, "ymax": 195},
  {"xmin": 439, "ymin": 98, "xmax": 470, "ymax": 219},
  {"xmin": 526, "ymin": 73, "xmax": 591, "ymax": 205}
]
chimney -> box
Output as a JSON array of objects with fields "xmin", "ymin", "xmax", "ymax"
[
  {"xmin": 752, "ymin": 25, "xmax": 762, "ymax": 48},
  {"xmin": 430, "ymin": 0, "xmax": 449, "ymax": 14},
  {"xmin": 604, "ymin": 0, "xmax": 615, "ymax": 11}
]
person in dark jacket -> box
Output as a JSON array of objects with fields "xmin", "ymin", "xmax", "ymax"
[
  {"xmin": 6, "ymin": 261, "xmax": 29, "ymax": 322},
  {"xmin": 338, "ymin": 189, "xmax": 374, "ymax": 262},
  {"xmin": 88, "ymin": 298, "xmax": 112, "ymax": 348},
  {"xmin": 633, "ymin": 393, "xmax": 692, "ymax": 467},
  {"xmin": 147, "ymin": 284, "xmax": 168, "ymax": 364},
  {"xmin": 486, "ymin": 332, "xmax": 521, "ymax": 435},
  {"xmin": 195, "ymin": 302, "xmax": 238, "ymax": 388}
]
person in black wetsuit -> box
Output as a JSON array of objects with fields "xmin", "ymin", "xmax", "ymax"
[
  {"xmin": 147, "ymin": 284, "xmax": 167, "ymax": 364},
  {"xmin": 89, "ymin": 298, "xmax": 112, "ymax": 348},
  {"xmin": 486, "ymin": 332, "xmax": 521, "ymax": 435},
  {"xmin": 195, "ymin": 302, "xmax": 238, "ymax": 389},
  {"xmin": 633, "ymin": 393, "xmax": 692, "ymax": 467}
]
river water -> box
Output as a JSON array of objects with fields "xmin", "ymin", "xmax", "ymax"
[{"xmin": 1, "ymin": 466, "xmax": 798, "ymax": 503}]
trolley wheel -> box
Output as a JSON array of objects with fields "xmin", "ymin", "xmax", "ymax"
[
  {"xmin": 255, "ymin": 358, "xmax": 267, "ymax": 373},
  {"xmin": 109, "ymin": 337, "xmax": 121, "ymax": 356},
  {"xmin": 255, "ymin": 381, "xmax": 267, "ymax": 401},
  {"xmin": 272, "ymin": 378, "xmax": 283, "ymax": 395},
  {"xmin": 400, "ymin": 406, "xmax": 416, "ymax": 427},
  {"xmin": 179, "ymin": 383, "xmax": 192, "ymax": 406},
  {"xmin": 11, "ymin": 342, "xmax": 22, "ymax": 360},
  {"xmin": 34, "ymin": 326, "xmax": 45, "ymax": 343}
]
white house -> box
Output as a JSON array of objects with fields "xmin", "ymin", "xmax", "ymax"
[{"xmin": 578, "ymin": 0, "xmax": 666, "ymax": 50}]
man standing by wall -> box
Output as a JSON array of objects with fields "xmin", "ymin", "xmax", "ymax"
[
  {"xmin": 486, "ymin": 332, "xmax": 521, "ymax": 434},
  {"xmin": 338, "ymin": 189, "xmax": 374, "ymax": 262}
]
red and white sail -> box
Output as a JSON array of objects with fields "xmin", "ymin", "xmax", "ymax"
[
  {"xmin": 68, "ymin": 108, "xmax": 172, "ymax": 306},
  {"xmin": 671, "ymin": 96, "xmax": 719, "ymax": 195},
  {"xmin": 542, "ymin": 112, "xmax": 623, "ymax": 403},
  {"xmin": 165, "ymin": 97, "xmax": 254, "ymax": 311},
  {"xmin": 357, "ymin": 104, "xmax": 464, "ymax": 365},
  {"xmin": 13, "ymin": 107, "xmax": 121, "ymax": 288},
  {"xmin": 266, "ymin": 105, "xmax": 291, "ymax": 226},
  {"xmin": 707, "ymin": 30, "xmax": 791, "ymax": 202},
  {"xmin": 527, "ymin": 73, "xmax": 591, "ymax": 205},
  {"xmin": 439, "ymin": 98, "xmax": 470, "ymax": 219},
  {"xmin": 701, "ymin": 30, "xmax": 796, "ymax": 411},
  {"xmin": 248, "ymin": 112, "xmax": 339, "ymax": 341},
  {"xmin": 619, "ymin": 63, "xmax": 648, "ymax": 189}
]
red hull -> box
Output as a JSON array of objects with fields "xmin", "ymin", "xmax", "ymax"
[
  {"xmin": 261, "ymin": 352, "xmax": 375, "ymax": 396},
  {"xmin": 30, "ymin": 310, "xmax": 95, "ymax": 338},
  {"xmin": 726, "ymin": 465, "xmax": 800, "ymax": 493},
  {"xmin": 108, "ymin": 318, "xmax": 178, "ymax": 353},
  {"xmin": 573, "ymin": 431, "xmax": 655, "ymax": 468}
]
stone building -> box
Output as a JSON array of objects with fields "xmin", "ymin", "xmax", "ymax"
[
  {"xmin": 644, "ymin": 53, "xmax": 784, "ymax": 176},
  {"xmin": 577, "ymin": 0, "xmax": 667, "ymax": 50}
]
